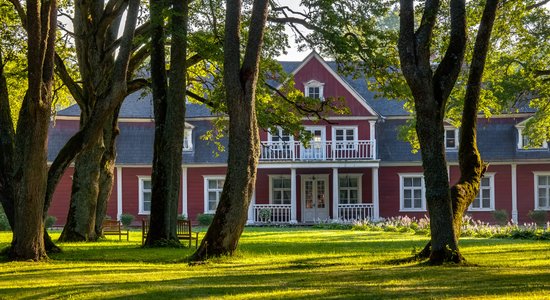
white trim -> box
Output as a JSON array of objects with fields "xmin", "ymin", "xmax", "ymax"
[
  {"xmin": 332, "ymin": 168, "xmax": 339, "ymax": 220},
  {"xmin": 290, "ymin": 168, "xmax": 297, "ymax": 223},
  {"xmin": 468, "ymin": 173, "xmax": 495, "ymax": 211},
  {"xmin": 533, "ymin": 172, "xmax": 550, "ymax": 211},
  {"xmin": 290, "ymin": 51, "xmax": 379, "ymax": 116},
  {"xmin": 372, "ymin": 167, "xmax": 380, "ymax": 220},
  {"xmin": 258, "ymin": 161, "xmax": 380, "ymax": 169},
  {"xmin": 300, "ymin": 174, "xmax": 330, "ymax": 221},
  {"xmin": 511, "ymin": 164, "xmax": 518, "ymax": 223},
  {"xmin": 182, "ymin": 167, "xmax": 188, "ymax": 217},
  {"xmin": 183, "ymin": 129, "xmax": 193, "ymax": 151},
  {"xmin": 137, "ymin": 176, "xmax": 151, "ymax": 215},
  {"xmin": 337, "ymin": 173, "xmax": 363, "ymax": 204},
  {"xmin": 384, "ymin": 113, "xmax": 534, "ymax": 120},
  {"xmin": 203, "ymin": 175, "xmax": 226, "ymax": 213},
  {"xmin": 332, "ymin": 126, "xmax": 359, "ymax": 150},
  {"xmin": 116, "ymin": 167, "xmax": 123, "ymax": 220},
  {"xmin": 267, "ymin": 127, "xmax": 294, "ymax": 143},
  {"xmin": 304, "ymin": 80, "xmax": 325, "ymax": 100},
  {"xmin": 268, "ymin": 175, "xmax": 292, "ymax": 205},
  {"xmin": 516, "ymin": 121, "xmax": 548, "ymax": 149},
  {"xmin": 398, "ymin": 173, "xmax": 426, "ymax": 212},
  {"xmin": 247, "ymin": 188, "xmax": 256, "ymax": 225}
]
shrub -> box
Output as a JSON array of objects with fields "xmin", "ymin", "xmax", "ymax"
[
  {"xmin": 258, "ymin": 209, "xmax": 272, "ymax": 222},
  {"xmin": 492, "ymin": 209, "xmax": 509, "ymax": 226},
  {"xmin": 0, "ymin": 206, "xmax": 10, "ymax": 231},
  {"xmin": 120, "ymin": 213, "xmax": 135, "ymax": 228},
  {"xmin": 528, "ymin": 210, "xmax": 548, "ymax": 226},
  {"xmin": 197, "ymin": 213, "xmax": 214, "ymax": 226},
  {"xmin": 177, "ymin": 214, "xmax": 187, "ymax": 221},
  {"xmin": 44, "ymin": 215, "xmax": 57, "ymax": 229}
]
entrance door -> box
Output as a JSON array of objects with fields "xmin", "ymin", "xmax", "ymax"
[
  {"xmin": 302, "ymin": 176, "xmax": 329, "ymax": 222},
  {"xmin": 301, "ymin": 127, "xmax": 325, "ymax": 160}
]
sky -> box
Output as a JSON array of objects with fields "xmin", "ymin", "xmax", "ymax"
[{"xmin": 273, "ymin": 0, "xmax": 311, "ymax": 62}]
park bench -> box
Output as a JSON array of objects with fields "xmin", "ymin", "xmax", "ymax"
[
  {"xmin": 142, "ymin": 219, "xmax": 199, "ymax": 248},
  {"xmin": 102, "ymin": 220, "xmax": 129, "ymax": 241}
]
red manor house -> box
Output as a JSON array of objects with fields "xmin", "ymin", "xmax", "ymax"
[{"xmin": 48, "ymin": 52, "xmax": 550, "ymax": 225}]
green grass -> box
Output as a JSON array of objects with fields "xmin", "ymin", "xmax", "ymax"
[{"xmin": 1, "ymin": 227, "xmax": 550, "ymax": 299}]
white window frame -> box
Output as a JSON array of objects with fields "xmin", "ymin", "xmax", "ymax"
[
  {"xmin": 338, "ymin": 174, "xmax": 362, "ymax": 204},
  {"xmin": 468, "ymin": 173, "xmax": 495, "ymax": 211},
  {"xmin": 399, "ymin": 173, "xmax": 426, "ymax": 212},
  {"xmin": 517, "ymin": 127, "xmax": 548, "ymax": 150},
  {"xmin": 304, "ymin": 80, "xmax": 325, "ymax": 100},
  {"xmin": 183, "ymin": 128, "xmax": 193, "ymax": 151},
  {"xmin": 267, "ymin": 127, "xmax": 294, "ymax": 144},
  {"xmin": 534, "ymin": 172, "xmax": 550, "ymax": 211},
  {"xmin": 138, "ymin": 176, "xmax": 151, "ymax": 215},
  {"xmin": 332, "ymin": 126, "xmax": 358, "ymax": 150},
  {"xmin": 444, "ymin": 127, "xmax": 459, "ymax": 150},
  {"xmin": 203, "ymin": 176, "xmax": 225, "ymax": 213},
  {"xmin": 269, "ymin": 175, "xmax": 292, "ymax": 205}
]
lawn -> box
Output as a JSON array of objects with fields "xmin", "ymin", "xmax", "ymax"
[{"xmin": 0, "ymin": 227, "xmax": 549, "ymax": 299}]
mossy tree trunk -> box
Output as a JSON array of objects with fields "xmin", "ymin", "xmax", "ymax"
[
  {"xmin": 144, "ymin": 0, "xmax": 189, "ymax": 246},
  {"xmin": 190, "ymin": 0, "xmax": 269, "ymax": 261}
]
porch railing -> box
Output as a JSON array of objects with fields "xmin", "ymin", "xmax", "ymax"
[
  {"xmin": 260, "ymin": 140, "xmax": 376, "ymax": 161},
  {"xmin": 338, "ymin": 203, "xmax": 374, "ymax": 222},
  {"xmin": 253, "ymin": 204, "xmax": 291, "ymax": 224}
]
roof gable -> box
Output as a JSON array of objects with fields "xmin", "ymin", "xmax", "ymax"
[{"xmin": 291, "ymin": 52, "xmax": 379, "ymax": 117}]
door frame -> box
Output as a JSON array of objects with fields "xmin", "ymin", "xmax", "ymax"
[
  {"xmin": 301, "ymin": 126, "xmax": 326, "ymax": 160},
  {"xmin": 301, "ymin": 174, "xmax": 330, "ymax": 222}
]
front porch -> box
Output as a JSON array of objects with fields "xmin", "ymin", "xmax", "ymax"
[{"xmin": 247, "ymin": 166, "xmax": 380, "ymax": 224}]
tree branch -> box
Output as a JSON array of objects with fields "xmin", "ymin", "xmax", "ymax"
[
  {"xmin": 127, "ymin": 78, "xmax": 149, "ymax": 94},
  {"xmin": 8, "ymin": 0, "xmax": 26, "ymax": 29},
  {"xmin": 54, "ymin": 53, "xmax": 84, "ymax": 107},
  {"xmin": 186, "ymin": 90, "xmax": 217, "ymax": 108},
  {"xmin": 527, "ymin": 0, "xmax": 550, "ymax": 10},
  {"xmin": 97, "ymin": 0, "xmax": 128, "ymax": 44}
]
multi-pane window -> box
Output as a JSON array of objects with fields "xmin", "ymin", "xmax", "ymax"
[
  {"xmin": 339, "ymin": 175, "xmax": 360, "ymax": 204},
  {"xmin": 139, "ymin": 178, "xmax": 152, "ymax": 214},
  {"xmin": 334, "ymin": 127, "xmax": 357, "ymax": 149},
  {"xmin": 445, "ymin": 128, "xmax": 458, "ymax": 149},
  {"xmin": 400, "ymin": 175, "xmax": 425, "ymax": 211},
  {"xmin": 271, "ymin": 177, "xmax": 291, "ymax": 204},
  {"xmin": 536, "ymin": 175, "xmax": 550, "ymax": 210},
  {"xmin": 205, "ymin": 178, "xmax": 225, "ymax": 213},
  {"xmin": 470, "ymin": 175, "xmax": 494, "ymax": 210},
  {"xmin": 517, "ymin": 127, "xmax": 548, "ymax": 149},
  {"xmin": 270, "ymin": 128, "xmax": 292, "ymax": 146},
  {"xmin": 307, "ymin": 86, "xmax": 320, "ymax": 99},
  {"xmin": 183, "ymin": 129, "xmax": 193, "ymax": 151}
]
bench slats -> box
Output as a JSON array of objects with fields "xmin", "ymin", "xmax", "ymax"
[
  {"xmin": 142, "ymin": 219, "xmax": 198, "ymax": 248},
  {"xmin": 102, "ymin": 220, "xmax": 129, "ymax": 241}
]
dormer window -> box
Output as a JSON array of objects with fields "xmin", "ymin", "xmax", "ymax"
[
  {"xmin": 304, "ymin": 80, "xmax": 324, "ymax": 100},
  {"xmin": 183, "ymin": 125, "xmax": 194, "ymax": 151},
  {"xmin": 444, "ymin": 127, "xmax": 459, "ymax": 150},
  {"xmin": 516, "ymin": 119, "xmax": 548, "ymax": 150}
]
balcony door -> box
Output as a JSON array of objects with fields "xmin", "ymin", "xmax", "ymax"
[
  {"xmin": 302, "ymin": 175, "xmax": 329, "ymax": 222},
  {"xmin": 301, "ymin": 126, "xmax": 325, "ymax": 160}
]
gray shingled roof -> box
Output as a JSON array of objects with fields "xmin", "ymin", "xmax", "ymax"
[
  {"xmin": 377, "ymin": 118, "xmax": 550, "ymax": 163},
  {"xmin": 57, "ymin": 90, "xmax": 214, "ymax": 119}
]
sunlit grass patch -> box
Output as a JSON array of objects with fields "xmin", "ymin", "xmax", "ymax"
[{"xmin": 1, "ymin": 228, "xmax": 549, "ymax": 299}]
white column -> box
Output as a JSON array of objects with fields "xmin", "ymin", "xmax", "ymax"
[
  {"xmin": 332, "ymin": 168, "xmax": 339, "ymax": 221},
  {"xmin": 372, "ymin": 167, "xmax": 380, "ymax": 220},
  {"xmin": 182, "ymin": 167, "xmax": 188, "ymax": 218},
  {"xmin": 116, "ymin": 167, "xmax": 123, "ymax": 221},
  {"xmin": 511, "ymin": 163, "xmax": 518, "ymax": 224},
  {"xmin": 247, "ymin": 188, "xmax": 256, "ymax": 225},
  {"xmin": 290, "ymin": 168, "xmax": 297, "ymax": 223},
  {"xmin": 369, "ymin": 120, "xmax": 377, "ymax": 159}
]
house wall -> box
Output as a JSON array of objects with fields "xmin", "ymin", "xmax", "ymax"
[
  {"xmin": 517, "ymin": 163, "xmax": 550, "ymax": 223},
  {"xmin": 379, "ymin": 165, "xmax": 427, "ymax": 219},
  {"xmin": 187, "ymin": 166, "xmax": 227, "ymax": 223}
]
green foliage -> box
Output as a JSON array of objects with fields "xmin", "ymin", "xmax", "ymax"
[
  {"xmin": 44, "ymin": 215, "xmax": 57, "ymax": 230},
  {"xmin": 528, "ymin": 210, "xmax": 548, "ymax": 226},
  {"xmin": 197, "ymin": 213, "xmax": 214, "ymax": 226},
  {"xmin": 0, "ymin": 206, "xmax": 10, "ymax": 231},
  {"xmin": 258, "ymin": 209, "xmax": 272, "ymax": 223},
  {"xmin": 492, "ymin": 209, "xmax": 510, "ymax": 226},
  {"xmin": 177, "ymin": 214, "xmax": 187, "ymax": 221},
  {"xmin": 120, "ymin": 213, "xmax": 135, "ymax": 228}
]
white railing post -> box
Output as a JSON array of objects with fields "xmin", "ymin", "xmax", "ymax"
[
  {"xmin": 290, "ymin": 168, "xmax": 297, "ymax": 223},
  {"xmin": 332, "ymin": 168, "xmax": 339, "ymax": 221}
]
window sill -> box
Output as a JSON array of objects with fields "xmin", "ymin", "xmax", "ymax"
[
  {"xmin": 468, "ymin": 208, "xmax": 494, "ymax": 212},
  {"xmin": 399, "ymin": 209, "xmax": 426, "ymax": 212}
]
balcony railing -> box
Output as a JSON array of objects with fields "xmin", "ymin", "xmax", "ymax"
[
  {"xmin": 260, "ymin": 140, "xmax": 376, "ymax": 161},
  {"xmin": 338, "ymin": 203, "xmax": 374, "ymax": 222},
  {"xmin": 253, "ymin": 204, "xmax": 291, "ymax": 224}
]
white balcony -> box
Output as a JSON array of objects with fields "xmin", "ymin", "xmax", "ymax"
[
  {"xmin": 260, "ymin": 140, "xmax": 376, "ymax": 162},
  {"xmin": 338, "ymin": 204, "xmax": 374, "ymax": 222},
  {"xmin": 253, "ymin": 204, "xmax": 291, "ymax": 224}
]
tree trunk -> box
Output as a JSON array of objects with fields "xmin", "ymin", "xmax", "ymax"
[
  {"xmin": 95, "ymin": 110, "xmax": 120, "ymax": 237},
  {"xmin": 144, "ymin": 0, "xmax": 188, "ymax": 247},
  {"xmin": 58, "ymin": 133, "xmax": 103, "ymax": 242},
  {"xmin": 190, "ymin": 0, "xmax": 269, "ymax": 261}
]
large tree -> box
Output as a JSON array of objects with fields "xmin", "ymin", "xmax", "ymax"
[
  {"xmin": 190, "ymin": 0, "xmax": 269, "ymax": 260},
  {"xmin": 143, "ymin": 0, "xmax": 189, "ymax": 246},
  {"xmin": 0, "ymin": 0, "xmax": 57, "ymax": 261},
  {"xmin": 49, "ymin": 0, "xmax": 142, "ymax": 242}
]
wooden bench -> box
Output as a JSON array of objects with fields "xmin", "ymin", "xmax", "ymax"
[
  {"xmin": 102, "ymin": 220, "xmax": 129, "ymax": 241},
  {"xmin": 142, "ymin": 219, "xmax": 199, "ymax": 248}
]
